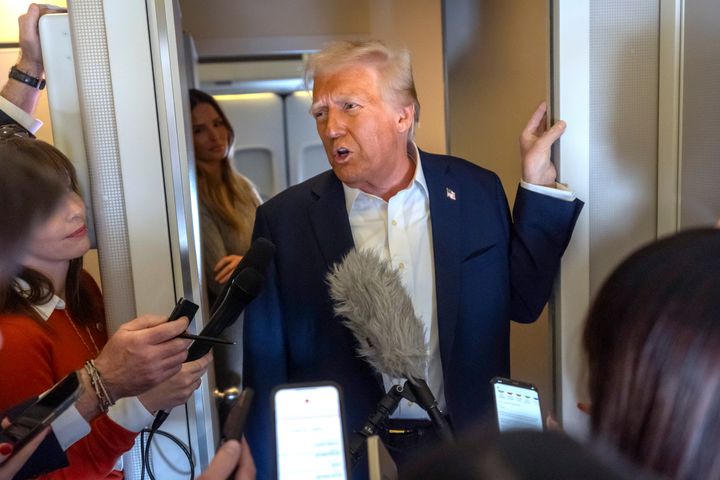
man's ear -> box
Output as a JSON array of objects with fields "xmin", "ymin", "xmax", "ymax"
[{"xmin": 396, "ymin": 104, "xmax": 415, "ymax": 133}]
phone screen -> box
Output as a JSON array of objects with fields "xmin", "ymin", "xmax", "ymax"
[
  {"xmin": 0, "ymin": 372, "xmax": 81, "ymax": 453},
  {"xmin": 492, "ymin": 378, "xmax": 543, "ymax": 432},
  {"xmin": 274, "ymin": 383, "xmax": 348, "ymax": 480}
]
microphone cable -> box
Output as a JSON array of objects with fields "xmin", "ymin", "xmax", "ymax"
[
  {"xmin": 140, "ymin": 427, "xmax": 195, "ymax": 480},
  {"xmin": 140, "ymin": 406, "xmax": 195, "ymax": 480}
]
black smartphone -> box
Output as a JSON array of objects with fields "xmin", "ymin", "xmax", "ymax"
[
  {"xmin": 222, "ymin": 388, "xmax": 254, "ymax": 441},
  {"xmin": 0, "ymin": 371, "xmax": 81, "ymax": 455},
  {"xmin": 273, "ymin": 382, "xmax": 348, "ymax": 480},
  {"xmin": 491, "ymin": 377, "xmax": 543, "ymax": 432},
  {"xmin": 169, "ymin": 297, "xmax": 199, "ymax": 323}
]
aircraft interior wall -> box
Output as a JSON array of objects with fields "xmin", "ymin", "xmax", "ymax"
[{"xmin": 1, "ymin": 0, "xmax": 719, "ymax": 476}]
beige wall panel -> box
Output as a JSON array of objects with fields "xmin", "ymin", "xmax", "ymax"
[
  {"xmin": 445, "ymin": 0, "xmax": 553, "ymax": 414},
  {"xmin": 368, "ymin": 0, "xmax": 447, "ymax": 154}
]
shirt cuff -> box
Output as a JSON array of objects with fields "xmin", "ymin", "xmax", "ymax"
[
  {"xmin": 51, "ymin": 404, "xmax": 91, "ymax": 450},
  {"xmin": 0, "ymin": 95, "xmax": 42, "ymax": 133},
  {"xmin": 106, "ymin": 396, "xmax": 155, "ymax": 433},
  {"xmin": 520, "ymin": 180, "xmax": 576, "ymax": 202}
]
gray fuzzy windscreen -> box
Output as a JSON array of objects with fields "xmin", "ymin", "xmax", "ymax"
[{"xmin": 327, "ymin": 248, "xmax": 427, "ymax": 381}]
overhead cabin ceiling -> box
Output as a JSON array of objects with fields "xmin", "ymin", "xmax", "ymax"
[{"xmin": 178, "ymin": 0, "xmax": 372, "ymax": 59}]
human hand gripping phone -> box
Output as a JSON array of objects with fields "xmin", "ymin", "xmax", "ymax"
[
  {"xmin": 491, "ymin": 377, "xmax": 543, "ymax": 432},
  {"xmin": 170, "ymin": 298, "xmax": 234, "ymax": 345},
  {"xmin": 0, "ymin": 371, "xmax": 81, "ymax": 458}
]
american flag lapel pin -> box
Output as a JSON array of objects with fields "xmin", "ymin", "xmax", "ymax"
[{"xmin": 446, "ymin": 187, "xmax": 456, "ymax": 201}]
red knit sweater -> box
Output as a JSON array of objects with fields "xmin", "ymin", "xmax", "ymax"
[{"xmin": 0, "ymin": 273, "xmax": 137, "ymax": 479}]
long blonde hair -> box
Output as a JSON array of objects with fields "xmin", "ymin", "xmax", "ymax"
[
  {"xmin": 190, "ymin": 89, "xmax": 260, "ymax": 234},
  {"xmin": 196, "ymin": 157, "xmax": 259, "ymax": 234}
]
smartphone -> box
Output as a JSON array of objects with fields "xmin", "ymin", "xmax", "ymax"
[
  {"xmin": 168, "ymin": 297, "xmax": 199, "ymax": 323},
  {"xmin": 491, "ymin": 377, "xmax": 543, "ymax": 432},
  {"xmin": 222, "ymin": 388, "xmax": 254, "ymax": 441},
  {"xmin": 0, "ymin": 371, "xmax": 81, "ymax": 455},
  {"xmin": 273, "ymin": 383, "xmax": 348, "ymax": 480}
]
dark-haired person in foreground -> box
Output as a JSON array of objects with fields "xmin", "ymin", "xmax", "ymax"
[
  {"xmin": 584, "ymin": 228, "xmax": 720, "ymax": 480},
  {"xmin": 243, "ymin": 39, "xmax": 583, "ymax": 476}
]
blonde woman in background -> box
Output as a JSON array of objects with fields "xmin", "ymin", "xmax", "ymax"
[{"xmin": 189, "ymin": 89, "xmax": 261, "ymax": 389}]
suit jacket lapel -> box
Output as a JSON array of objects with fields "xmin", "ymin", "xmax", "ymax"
[
  {"xmin": 308, "ymin": 171, "xmax": 355, "ymax": 269},
  {"xmin": 308, "ymin": 172, "xmax": 387, "ymax": 393},
  {"xmin": 422, "ymin": 151, "xmax": 462, "ymax": 372}
]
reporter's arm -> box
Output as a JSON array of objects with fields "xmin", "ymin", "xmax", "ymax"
[{"xmin": 0, "ymin": 4, "xmax": 66, "ymax": 117}]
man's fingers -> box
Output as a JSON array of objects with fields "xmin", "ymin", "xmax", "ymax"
[
  {"xmin": 131, "ymin": 317, "xmax": 190, "ymax": 344},
  {"xmin": 36, "ymin": 4, "xmax": 67, "ymax": 15},
  {"xmin": 200, "ymin": 440, "xmax": 241, "ymax": 479},
  {"xmin": 184, "ymin": 352, "xmax": 213, "ymax": 377},
  {"xmin": 121, "ymin": 314, "xmax": 170, "ymax": 331},
  {"xmin": 523, "ymin": 101, "xmax": 548, "ymax": 136},
  {"xmin": 535, "ymin": 120, "xmax": 567, "ymax": 150},
  {"xmin": 236, "ymin": 436, "xmax": 256, "ymax": 480}
]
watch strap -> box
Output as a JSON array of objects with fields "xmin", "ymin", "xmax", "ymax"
[{"xmin": 9, "ymin": 65, "xmax": 46, "ymax": 90}]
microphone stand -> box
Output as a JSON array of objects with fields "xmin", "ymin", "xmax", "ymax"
[
  {"xmin": 349, "ymin": 379, "xmax": 454, "ymax": 466},
  {"xmin": 349, "ymin": 384, "xmax": 404, "ymax": 467},
  {"xmin": 405, "ymin": 379, "xmax": 454, "ymax": 443}
]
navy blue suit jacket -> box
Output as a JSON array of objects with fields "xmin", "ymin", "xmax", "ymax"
[{"xmin": 243, "ymin": 151, "xmax": 583, "ymax": 477}]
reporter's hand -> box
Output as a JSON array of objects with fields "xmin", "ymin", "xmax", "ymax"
[
  {"xmin": 214, "ymin": 255, "xmax": 243, "ymax": 284},
  {"xmin": 139, "ymin": 352, "xmax": 212, "ymax": 412},
  {"xmin": 199, "ymin": 437, "xmax": 256, "ymax": 480},
  {"xmin": 16, "ymin": 3, "xmax": 66, "ymax": 76},
  {"xmin": 0, "ymin": 427, "xmax": 49, "ymax": 480},
  {"xmin": 94, "ymin": 314, "xmax": 191, "ymax": 400}
]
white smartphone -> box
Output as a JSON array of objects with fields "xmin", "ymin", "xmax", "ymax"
[
  {"xmin": 491, "ymin": 377, "xmax": 543, "ymax": 432},
  {"xmin": 273, "ymin": 382, "xmax": 349, "ymax": 480}
]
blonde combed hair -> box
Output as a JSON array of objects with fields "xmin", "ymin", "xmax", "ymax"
[{"xmin": 304, "ymin": 40, "xmax": 420, "ymax": 139}]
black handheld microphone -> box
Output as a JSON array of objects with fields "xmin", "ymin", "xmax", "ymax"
[
  {"xmin": 327, "ymin": 248, "xmax": 453, "ymax": 463},
  {"xmin": 209, "ymin": 237, "xmax": 275, "ymax": 315},
  {"xmin": 151, "ymin": 238, "xmax": 274, "ymax": 431},
  {"xmin": 186, "ymin": 266, "xmax": 264, "ymax": 362}
]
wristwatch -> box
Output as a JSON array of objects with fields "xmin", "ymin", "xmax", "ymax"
[{"xmin": 9, "ymin": 65, "xmax": 46, "ymax": 90}]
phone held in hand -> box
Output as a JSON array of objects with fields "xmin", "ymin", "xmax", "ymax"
[
  {"xmin": 168, "ymin": 297, "xmax": 199, "ymax": 323},
  {"xmin": 491, "ymin": 377, "xmax": 543, "ymax": 433},
  {"xmin": 222, "ymin": 388, "xmax": 254, "ymax": 441},
  {"xmin": 273, "ymin": 382, "xmax": 349, "ymax": 480},
  {"xmin": 0, "ymin": 371, "xmax": 82, "ymax": 456}
]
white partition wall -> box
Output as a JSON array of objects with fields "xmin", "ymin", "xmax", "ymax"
[
  {"xmin": 47, "ymin": 0, "xmax": 218, "ymax": 476},
  {"xmin": 286, "ymin": 91, "xmax": 329, "ymax": 184},
  {"xmin": 678, "ymin": 0, "xmax": 720, "ymax": 228},
  {"xmin": 216, "ymin": 93, "xmax": 288, "ymax": 200},
  {"xmin": 553, "ymin": 0, "xmax": 687, "ymax": 436},
  {"xmin": 552, "ymin": 0, "xmax": 591, "ymax": 437}
]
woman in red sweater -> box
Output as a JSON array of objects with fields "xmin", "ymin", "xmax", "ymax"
[{"xmin": 0, "ymin": 137, "xmax": 212, "ymax": 479}]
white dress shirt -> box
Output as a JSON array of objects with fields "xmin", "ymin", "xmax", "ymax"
[
  {"xmin": 0, "ymin": 95, "xmax": 42, "ymax": 133},
  {"xmin": 343, "ymin": 145, "xmax": 575, "ymax": 420}
]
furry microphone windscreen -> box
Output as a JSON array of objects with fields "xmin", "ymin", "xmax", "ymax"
[{"xmin": 327, "ymin": 248, "xmax": 427, "ymax": 382}]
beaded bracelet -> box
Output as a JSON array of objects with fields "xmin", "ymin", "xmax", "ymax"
[{"xmin": 84, "ymin": 360, "xmax": 115, "ymax": 412}]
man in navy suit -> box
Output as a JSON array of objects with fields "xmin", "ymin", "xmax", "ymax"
[{"xmin": 243, "ymin": 40, "xmax": 583, "ymax": 477}]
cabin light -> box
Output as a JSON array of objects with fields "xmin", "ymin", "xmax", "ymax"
[{"xmin": 213, "ymin": 93, "xmax": 277, "ymax": 101}]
